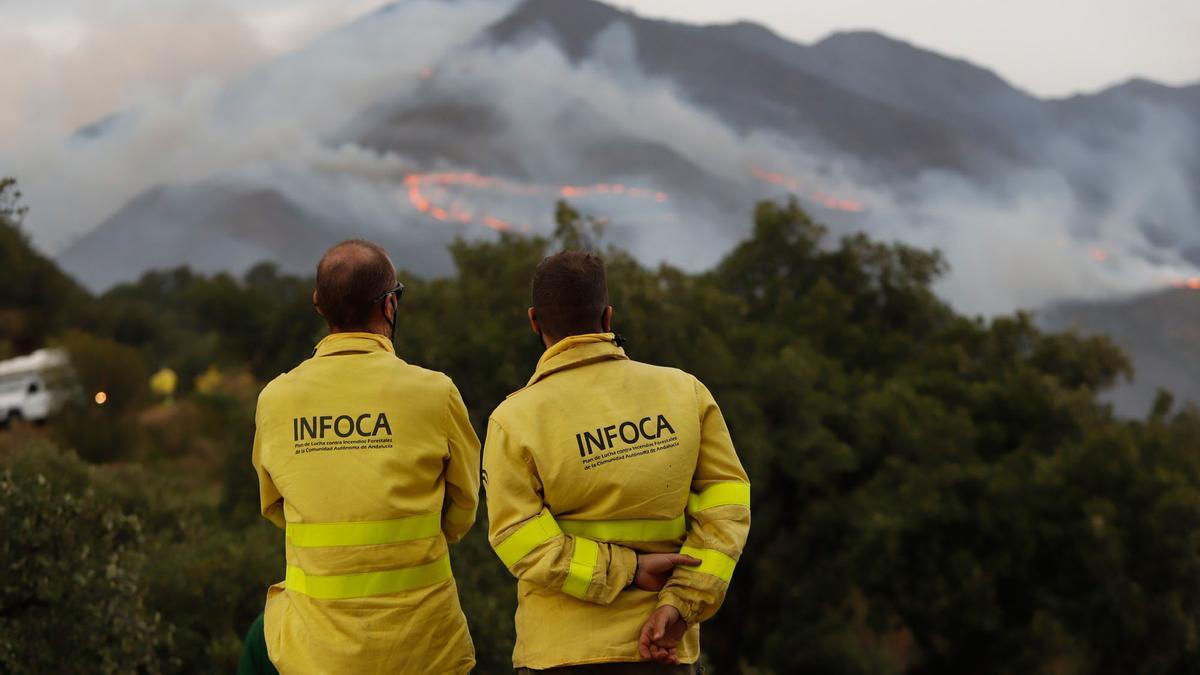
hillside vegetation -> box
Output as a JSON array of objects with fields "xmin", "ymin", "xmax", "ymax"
[{"xmin": 3, "ymin": 179, "xmax": 1200, "ymax": 674}]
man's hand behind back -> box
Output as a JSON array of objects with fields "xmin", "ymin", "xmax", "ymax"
[
  {"xmin": 632, "ymin": 553, "xmax": 700, "ymax": 592},
  {"xmin": 638, "ymin": 605, "xmax": 687, "ymax": 664}
]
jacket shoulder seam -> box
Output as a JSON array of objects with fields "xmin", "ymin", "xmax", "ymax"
[{"xmin": 485, "ymin": 414, "xmax": 538, "ymax": 475}]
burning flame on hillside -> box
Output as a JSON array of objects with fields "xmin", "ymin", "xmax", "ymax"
[
  {"xmin": 401, "ymin": 172, "xmax": 668, "ymax": 232},
  {"xmin": 750, "ymin": 166, "xmax": 865, "ymax": 213},
  {"xmin": 400, "ymin": 163, "xmax": 871, "ymax": 234},
  {"xmin": 1060, "ymin": 239, "xmax": 1200, "ymax": 293}
]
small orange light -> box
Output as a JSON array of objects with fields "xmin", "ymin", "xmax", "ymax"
[{"xmin": 94, "ymin": 391, "xmax": 107, "ymax": 405}]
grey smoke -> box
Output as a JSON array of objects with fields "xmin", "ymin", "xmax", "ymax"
[{"xmin": 3, "ymin": 0, "xmax": 517, "ymax": 252}]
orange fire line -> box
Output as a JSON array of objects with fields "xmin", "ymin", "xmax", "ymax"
[
  {"xmin": 402, "ymin": 172, "xmax": 670, "ymax": 232},
  {"xmin": 750, "ymin": 166, "xmax": 864, "ymax": 213}
]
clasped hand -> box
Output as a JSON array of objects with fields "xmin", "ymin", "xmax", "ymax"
[{"xmin": 630, "ymin": 553, "xmax": 698, "ymax": 665}]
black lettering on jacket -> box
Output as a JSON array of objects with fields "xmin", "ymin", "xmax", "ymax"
[
  {"xmin": 575, "ymin": 414, "xmax": 675, "ymax": 456},
  {"xmin": 293, "ymin": 412, "xmax": 392, "ymax": 441}
]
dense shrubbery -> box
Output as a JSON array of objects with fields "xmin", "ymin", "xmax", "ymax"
[
  {"xmin": 3, "ymin": 177, "xmax": 1200, "ymax": 674},
  {"xmin": 0, "ymin": 443, "xmax": 164, "ymax": 673}
]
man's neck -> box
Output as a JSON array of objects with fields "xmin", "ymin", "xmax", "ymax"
[
  {"xmin": 540, "ymin": 330, "xmax": 609, "ymax": 351},
  {"xmin": 328, "ymin": 325, "xmax": 389, "ymax": 338}
]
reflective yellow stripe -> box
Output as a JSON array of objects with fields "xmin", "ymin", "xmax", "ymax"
[
  {"xmin": 494, "ymin": 510, "xmax": 563, "ymax": 568},
  {"xmin": 285, "ymin": 554, "xmax": 452, "ymax": 599},
  {"xmin": 687, "ymin": 482, "xmax": 751, "ymax": 514},
  {"xmin": 286, "ymin": 512, "xmax": 441, "ymax": 548},
  {"xmin": 444, "ymin": 502, "xmax": 476, "ymax": 526},
  {"xmin": 680, "ymin": 545, "xmax": 737, "ymax": 582},
  {"xmin": 559, "ymin": 515, "xmax": 686, "ymax": 542},
  {"xmin": 561, "ymin": 536, "xmax": 599, "ymax": 599}
]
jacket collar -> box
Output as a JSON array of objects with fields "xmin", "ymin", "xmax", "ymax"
[
  {"xmin": 517, "ymin": 332, "xmax": 628, "ymax": 393},
  {"xmin": 313, "ymin": 332, "xmax": 396, "ymax": 358}
]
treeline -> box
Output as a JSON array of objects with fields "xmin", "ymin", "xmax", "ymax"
[{"xmin": 2, "ymin": 179, "xmax": 1200, "ymax": 674}]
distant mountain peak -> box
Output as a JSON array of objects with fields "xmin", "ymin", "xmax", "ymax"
[
  {"xmin": 487, "ymin": 0, "xmax": 628, "ymax": 58},
  {"xmin": 1057, "ymin": 74, "xmax": 1200, "ymax": 114},
  {"xmin": 1107, "ymin": 77, "xmax": 1179, "ymax": 95},
  {"xmin": 713, "ymin": 19, "xmax": 782, "ymax": 40},
  {"xmin": 815, "ymin": 29, "xmax": 905, "ymax": 46},
  {"xmin": 812, "ymin": 29, "xmax": 1026, "ymax": 94},
  {"xmin": 1109, "ymin": 76, "xmax": 1199, "ymax": 97}
]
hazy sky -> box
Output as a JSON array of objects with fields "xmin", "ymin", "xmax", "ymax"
[{"xmin": 1, "ymin": 0, "xmax": 1197, "ymax": 141}]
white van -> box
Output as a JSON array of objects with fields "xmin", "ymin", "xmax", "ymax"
[{"xmin": 0, "ymin": 348, "xmax": 73, "ymax": 426}]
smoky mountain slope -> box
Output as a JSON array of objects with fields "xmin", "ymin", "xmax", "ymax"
[
  {"xmin": 485, "ymin": 0, "xmax": 1012, "ymax": 180},
  {"xmin": 1042, "ymin": 288, "xmax": 1200, "ymax": 416},
  {"xmin": 58, "ymin": 182, "xmax": 459, "ymax": 290}
]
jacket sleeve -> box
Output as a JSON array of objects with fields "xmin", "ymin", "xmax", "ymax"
[
  {"xmin": 442, "ymin": 381, "xmax": 481, "ymax": 544},
  {"xmin": 484, "ymin": 416, "xmax": 639, "ymax": 604},
  {"xmin": 658, "ymin": 378, "xmax": 751, "ymax": 624},
  {"xmin": 252, "ymin": 402, "xmax": 285, "ymax": 529}
]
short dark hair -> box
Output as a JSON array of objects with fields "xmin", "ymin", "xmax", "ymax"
[
  {"xmin": 315, "ymin": 239, "xmax": 396, "ymax": 330},
  {"xmin": 532, "ymin": 251, "xmax": 609, "ymax": 338}
]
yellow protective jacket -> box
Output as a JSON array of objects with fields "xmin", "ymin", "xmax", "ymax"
[
  {"xmin": 253, "ymin": 332, "xmax": 480, "ymax": 674},
  {"xmin": 484, "ymin": 333, "xmax": 751, "ymax": 668}
]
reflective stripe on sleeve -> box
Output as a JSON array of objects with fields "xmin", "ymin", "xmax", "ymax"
[
  {"xmin": 558, "ymin": 515, "xmax": 686, "ymax": 542},
  {"xmin": 561, "ymin": 536, "xmax": 599, "ymax": 600},
  {"xmin": 494, "ymin": 510, "xmax": 563, "ymax": 568},
  {"xmin": 687, "ymin": 482, "xmax": 751, "ymax": 514},
  {"xmin": 286, "ymin": 512, "xmax": 442, "ymax": 548},
  {"xmin": 443, "ymin": 501, "xmax": 476, "ymax": 527},
  {"xmin": 679, "ymin": 545, "xmax": 737, "ymax": 582},
  {"xmin": 285, "ymin": 554, "xmax": 452, "ymax": 599}
]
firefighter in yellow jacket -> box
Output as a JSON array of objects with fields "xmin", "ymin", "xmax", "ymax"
[
  {"xmin": 252, "ymin": 239, "xmax": 480, "ymax": 674},
  {"xmin": 485, "ymin": 251, "xmax": 752, "ymax": 672}
]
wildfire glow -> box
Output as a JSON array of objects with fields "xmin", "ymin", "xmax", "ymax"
[
  {"xmin": 483, "ymin": 216, "xmax": 512, "ymax": 231},
  {"xmin": 401, "ymin": 172, "xmax": 670, "ymax": 233},
  {"xmin": 1090, "ymin": 248, "xmax": 1109, "ymax": 262},
  {"xmin": 750, "ymin": 166, "xmax": 865, "ymax": 213},
  {"xmin": 1172, "ymin": 277, "xmax": 1200, "ymax": 290}
]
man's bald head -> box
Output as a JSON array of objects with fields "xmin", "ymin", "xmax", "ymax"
[{"xmin": 314, "ymin": 239, "xmax": 397, "ymax": 332}]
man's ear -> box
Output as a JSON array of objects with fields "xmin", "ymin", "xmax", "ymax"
[
  {"xmin": 384, "ymin": 295, "xmax": 398, "ymax": 323},
  {"xmin": 312, "ymin": 290, "xmax": 324, "ymax": 317},
  {"xmin": 528, "ymin": 307, "xmax": 540, "ymax": 335},
  {"xmin": 601, "ymin": 305, "xmax": 613, "ymax": 332}
]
